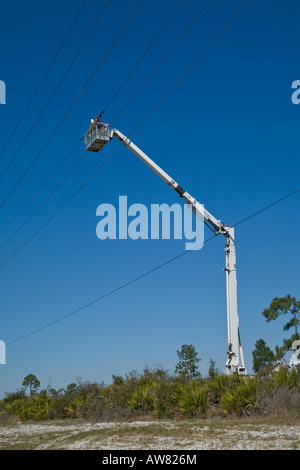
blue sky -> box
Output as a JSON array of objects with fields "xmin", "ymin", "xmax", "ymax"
[{"xmin": 0, "ymin": 0, "xmax": 299, "ymax": 396}]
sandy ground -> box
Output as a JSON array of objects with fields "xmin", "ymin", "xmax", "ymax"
[{"xmin": 0, "ymin": 420, "xmax": 300, "ymax": 450}]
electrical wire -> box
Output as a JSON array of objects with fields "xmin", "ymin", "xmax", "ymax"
[
  {"xmin": 0, "ymin": 141, "xmax": 81, "ymax": 237},
  {"xmin": 102, "ymin": 0, "xmax": 185, "ymax": 115},
  {"xmin": 5, "ymin": 236, "xmax": 216, "ymax": 348},
  {"xmin": 4, "ymin": 182, "xmax": 300, "ymax": 349},
  {"xmin": 0, "ymin": 147, "xmax": 120, "ymax": 268},
  {"xmin": 2, "ymin": 1, "xmax": 298, "ymax": 352},
  {"xmin": 0, "ymin": 0, "xmax": 183, "ymax": 238},
  {"xmin": 0, "ymin": 150, "xmax": 89, "ymax": 252},
  {"xmin": 0, "ymin": 0, "xmax": 143, "ymax": 208},
  {"xmin": 0, "ymin": 0, "xmax": 249, "ymax": 268},
  {"xmin": 0, "ymin": 0, "xmax": 88, "ymax": 161},
  {"xmin": 0, "ymin": 0, "xmax": 111, "ymax": 190},
  {"xmin": 234, "ymin": 187, "xmax": 300, "ymax": 227},
  {"xmin": 0, "ymin": 0, "xmax": 109, "ymax": 185},
  {"xmin": 110, "ymin": 0, "xmax": 212, "ymax": 125}
]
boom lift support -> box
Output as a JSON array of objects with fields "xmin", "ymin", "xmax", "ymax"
[{"xmin": 84, "ymin": 122, "xmax": 247, "ymax": 375}]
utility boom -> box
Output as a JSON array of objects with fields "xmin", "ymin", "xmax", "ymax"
[{"xmin": 84, "ymin": 122, "xmax": 247, "ymax": 375}]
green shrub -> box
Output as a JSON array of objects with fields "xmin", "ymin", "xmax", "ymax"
[
  {"xmin": 219, "ymin": 378, "xmax": 257, "ymax": 415},
  {"xmin": 2, "ymin": 395, "xmax": 52, "ymax": 422},
  {"xmin": 128, "ymin": 378, "xmax": 159, "ymax": 412},
  {"xmin": 172, "ymin": 381, "xmax": 207, "ymax": 417},
  {"xmin": 3, "ymin": 367, "xmax": 300, "ymax": 422}
]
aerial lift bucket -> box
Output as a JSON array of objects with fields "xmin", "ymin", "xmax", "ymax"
[{"xmin": 84, "ymin": 122, "xmax": 112, "ymax": 152}]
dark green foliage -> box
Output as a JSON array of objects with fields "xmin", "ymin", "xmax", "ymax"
[
  {"xmin": 175, "ymin": 344, "xmax": 201, "ymax": 379},
  {"xmin": 252, "ymin": 339, "xmax": 275, "ymax": 373},
  {"xmin": 4, "ymin": 389, "xmax": 26, "ymax": 403},
  {"xmin": 261, "ymin": 295, "xmax": 300, "ymax": 364},
  {"xmin": 112, "ymin": 375, "xmax": 124, "ymax": 386},
  {"xmin": 208, "ymin": 359, "xmax": 218, "ymax": 379},
  {"xmin": 263, "ymin": 295, "xmax": 300, "ymax": 336},
  {"xmin": 22, "ymin": 374, "xmax": 40, "ymax": 396}
]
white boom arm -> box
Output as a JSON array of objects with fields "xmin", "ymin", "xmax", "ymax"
[
  {"xmin": 112, "ymin": 129, "xmax": 246, "ymax": 375},
  {"xmin": 87, "ymin": 124, "xmax": 246, "ymax": 374}
]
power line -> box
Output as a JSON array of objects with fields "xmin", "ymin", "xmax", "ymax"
[
  {"xmin": 0, "ymin": 0, "xmax": 107, "ymax": 185},
  {"xmin": 3, "ymin": 1, "xmax": 298, "ymax": 351},
  {"xmin": 0, "ymin": 150, "xmax": 89, "ymax": 252},
  {"xmin": 0, "ymin": 0, "xmax": 89, "ymax": 161},
  {"xmin": 0, "ymin": 146, "xmax": 120, "ymax": 268},
  {"xmin": 234, "ymin": 187, "xmax": 300, "ymax": 227},
  {"xmin": 102, "ymin": 0, "xmax": 185, "ymax": 115},
  {"xmin": 0, "ymin": 0, "xmax": 111, "ymax": 190},
  {"xmin": 5, "ymin": 183, "xmax": 300, "ymax": 349},
  {"xmin": 117, "ymin": 0, "xmax": 249, "ymax": 134},
  {"xmin": 5, "ymin": 236, "xmax": 216, "ymax": 348},
  {"xmin": 110, "ymin": 0, "xmax": 212, "ymax": 125},
  {"xmin": 0, "ymin": 141, "xmax": 81, "ymax": 237},
  {"xmin": 0, "ymin": 0, "xmax": 184, "ymax": 238},
  {"xmin": 0, "ymin": 0, "xmax": 143, "ymax": 208},
  {"xmin": 0, "ymin": 0, "xmax": 250, "ymax": 268}
]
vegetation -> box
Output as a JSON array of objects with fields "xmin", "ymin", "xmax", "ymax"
[
  {"xmin": 252, "ymin": 339, "xmax": 275, "ymax": 373},
  {"xmin": 252, "ymin": 295, "xmax": 300, "ymax": 371},
  {"xmin": 2, "ymin": 363, "xmax": 300, "ymax": 423},
  {"xmin": 262, "ymin": 295, "xmax": 300, "ymax": 337},
  {"xmin": 174, "ymin": 344, "xmax": 201, "ymax": 379},
  {"xmin": 2, "ymin": 313, "xmax": 300, "ymax": 425},
  {"xmin": 22, "ymin": 374, "xmax": 40, "ymax": 397}
]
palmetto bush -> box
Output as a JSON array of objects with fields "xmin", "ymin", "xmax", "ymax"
[
  {"xmin": 128, "ymin": 378, "xmax": 159, "ymax": 412},
  {"xmin": 272, "ymin": 367, "xmax": 299, "ymax": 389},
  {"xmin": 172, "ymin": 381, "xmax": 207, "ymax": 418},
  {"xmin": 2, "ymin": 395, "xmax": 52, "ymax": 421},
  {"xmin": 219, "ymin": 378, "xmax": 257, "ymax": 415},
  {"xmin": 66, "ymin": 396, "xmax": 88, "ymax": 419},
  {"xmin": 207, "ymin": 374, "xmax": 235, "ymax": 399}
]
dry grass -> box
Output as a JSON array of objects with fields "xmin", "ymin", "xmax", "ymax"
[{"xmin": 0, "ymin": 417, "xmax": 300, "ymax": 450}]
